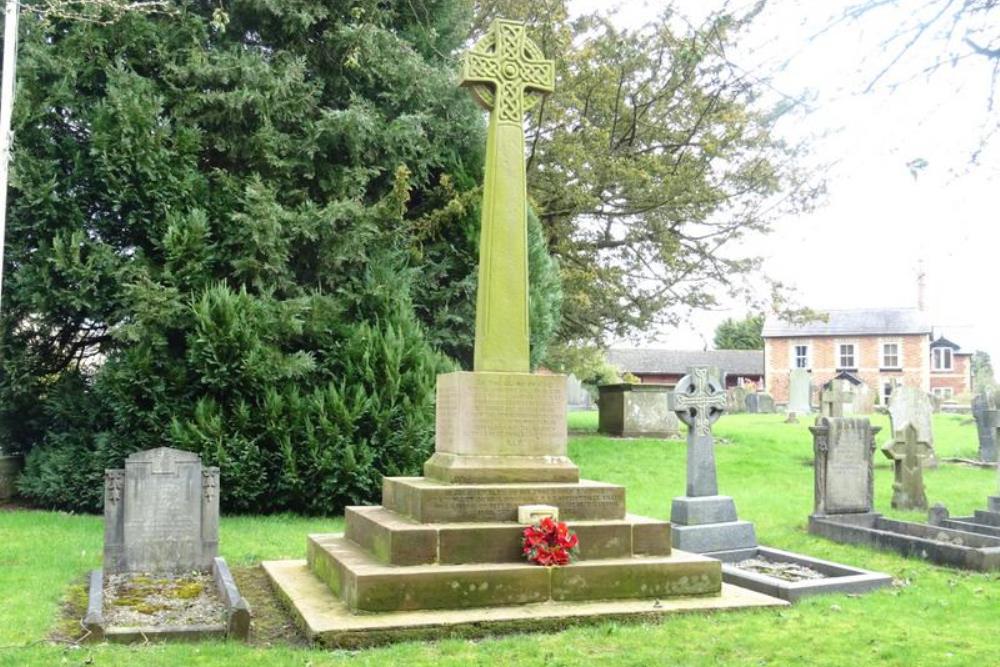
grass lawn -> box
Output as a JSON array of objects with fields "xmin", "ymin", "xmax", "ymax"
[{"xmin": 2, "ymin": 412, "xmax": 998, "ymax": 666}]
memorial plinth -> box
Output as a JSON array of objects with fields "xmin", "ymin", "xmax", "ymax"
[{"xmin": 264, "ymin": 18, "xmax": 784, "ymax": 646}]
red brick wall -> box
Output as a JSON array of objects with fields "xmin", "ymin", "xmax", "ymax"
[
  {"xmin": 634, "ymin": 372, "xmax": 762, "ymax": 388},
  {"xmin": 765, "ymin": 334, "xmax": 929, "ymax": 404},
  {"xmin": 929, "ymin": 353, "xmax": 972, "ymax": 398}
]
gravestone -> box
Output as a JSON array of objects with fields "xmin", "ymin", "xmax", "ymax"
[
  {"xmin": 972, "ymin": 391, "xmax": 999, "ymax": 462},
  {"xmin": 726, "ymin": 386, "xmax": 748, "ymax": 415},
  {"xmin": 820, "ymin": 380, "xmax": 855, "ymax": 418},
  {"xmin": 882, "ymin": 425, "xmax": 928, "ymax": 510},
  {"xmin": 669, "ymin": 366, "xmax": 756, "ymax": 553},
  {"xmin": 597, "ymin": 384, "xmax": 680, "ymax": 438},
  {"xmin": 787, "ymin": 369, "xmax": 812, "ymax": 415},
  {"xmin": 809, "ymin": 417, "xmax": 880, "ymax": 516},
  {"xmin": 851, "ymin": 384, "xmax": 875, "ymax": 415},
  {"xmin": 887, "ymin": 384, "xmax": 937, "ymax": 467},
  {"xmin": 104, "ymin": 447, "xmax": 219, "ymax": 574},
  {"xmin": 89, "ymin": 447, "xmax": 250, "ymax": 642},
  {"xmin": 745, "ymin": 393, "xmax": 775, "ymax": 414},
  {"xmin": 784, "ymin": 411, "xmax": 799, "ymax": 424}
]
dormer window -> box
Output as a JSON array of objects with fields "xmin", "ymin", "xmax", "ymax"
[{"xmin": 932, "ymin": 347, "xmax": 953, "ymax": 371}]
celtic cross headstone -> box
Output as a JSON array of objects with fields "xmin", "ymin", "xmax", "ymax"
[
  {"xmin": 460, "ymin": 19, "xmax": 555, "ymax": 373},
  {"xmin": 673, "ymin": 367, "xmax": 727, "ymax": 497}
]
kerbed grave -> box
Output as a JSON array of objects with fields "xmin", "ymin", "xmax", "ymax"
[
  {"xmin": 84, "ymin": 448, "xmax": 250, "ymax": 642},
  {"xmin": 808, "ymin": 419, "xmax": 1000, "ymax": 571},
  {"xmin": 669, "ymin": 380, "xmax": 890, "ymax": 602}
]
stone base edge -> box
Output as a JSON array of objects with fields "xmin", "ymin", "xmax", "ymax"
[
  {"xmin": 424, "ymin": 452, "xmax": 580, "ymax": 484},
  {"xmin": 670, "ymin": 496, "xmax": 739, "ymax": 526},
  {"xmin": 671, "ymin": 521, "xmax": 757, "ymax": 554},
  {"xmin": 262, "ymin": 560, "xmax": 786, "ymax": 649}
]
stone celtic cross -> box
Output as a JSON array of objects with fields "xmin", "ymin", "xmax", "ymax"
[
  {"xmin": 821, "ymin": 381, "xmax": 854, "ymax": 418},
  {"xmin": 460, "ymin": 19, "xmax": 555, "ymax": 373},
  {"xmin": 673, "ymin": 366, "xmax": 727, "ymax": 497}
]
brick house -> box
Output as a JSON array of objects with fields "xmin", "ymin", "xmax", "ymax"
[
  {"xmin": 762, "ymin": 308, "xmax": 972, "ymax": 406},
  {"xmin": 606, "ymin": 349, "xmax": 764, "ymax": 388}
]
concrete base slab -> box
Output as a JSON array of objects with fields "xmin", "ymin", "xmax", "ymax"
[
  {"xmin": 809, "ymin": 513, "xmax": 1000, "ymax": 571},
  {"xmin": 706, "ymin": 545, "xmax": 892, "ymax": 603},
  {"xmin": 671, "ymin": 520, "xmax": 757, "ymax": 554},
  {"xmin": 263, "ymin": 559, "xmax": 787, "ymax": 649}
]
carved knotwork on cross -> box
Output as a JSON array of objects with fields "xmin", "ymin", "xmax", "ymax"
[
  {"xmin": 202, "ymin": 469, "xmax": 218, "ymax": 502},
  {"xmin": 460, "ymin": 19, "xmax": 555, "ymax": 125},
  {"xmin": 673, "ymin": 367, "xmax": 727, "ymax": 437}
]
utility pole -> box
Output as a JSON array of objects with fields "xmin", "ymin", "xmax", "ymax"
[{"xmin": 0, "ymin": 0, "xmax": 19, "ymax": 314}]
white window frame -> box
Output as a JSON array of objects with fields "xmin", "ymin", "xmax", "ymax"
[
  {"xmin": 932, "ymin": 387, "xmax": 954, "ymax": 399},
  {"xmin": 792, "ymin": 343, "xmax": 810, "ymax": 369},
  {"xmin": 932, "ymin": 347, "xmax": 953, "ymax": 371},
  {"xmin": 837, "ymin": 343, "xmax": 856, "ymax": 369},
  {"xmin": 881, "ymin": 341, "xmax": 901, "ymax": 369}
]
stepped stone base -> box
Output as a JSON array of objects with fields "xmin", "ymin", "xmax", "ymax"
[
  {"xmin": 264, "ymin": 560, "xmax": 785, "ymax": 648},
  {"xmin": 308, "ymin": 531, "xmax": 715, "ymax": 612},
  {"xmin": 669, "ymin": 495, "xmax": 757, "ymax": 553}
]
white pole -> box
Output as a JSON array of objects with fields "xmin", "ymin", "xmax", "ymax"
[{"xmin": 0, "ymin": 0, "xmax": 19, "ymax": 315}]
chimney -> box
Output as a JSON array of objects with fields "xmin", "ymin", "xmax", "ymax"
[{"xmin": 916, "ymin": 258, "xmax": 927, "ymax": 311}]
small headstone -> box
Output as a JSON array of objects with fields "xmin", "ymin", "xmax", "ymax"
[
  {"xmin": 972, "ymin": 391, "xmax": 999, "ymax": 462},
  {"xmin": 784, "ymin": 411, "xmax": 799, "ymax": 424},
  {"xmin": 104, "ymin": 447, "xmax": 219, "ymax": 574},
  {"xmin": 928, "ymin": 503, "xmax": 949, "ymax": 526},
  {"xmin": 518, "ymin": 504, "xmax": 558, "ymax": 524},
  {"xmin": 882, "ymin": 425, "xmax": 928, "ymax": 511},
  {"xmin": 745, "ymin": 392, "xmax": 775, "ymax": 414},
  {"xmin": 788, "ymin": 369, "xmax": 812, "ymax": 414},
  {"xmin": 726, "ymin": 386, "xmax": 748, "ymax": 414},
  {"xmin": 565, "ymin": 373, "xmax": 593, "ymax": 411},
  {"xmin": 887, "ymin": 384, "xmax": 937, "ymax": 467},
  {"xmin": 820, "ymin": 380, "xmax": 854, "ymax": 418},
  {"xmin": 810, "ymin": 417, "xmax": 880, "ymax": 515}
]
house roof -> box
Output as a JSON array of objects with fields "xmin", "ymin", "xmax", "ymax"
[
  {"xmin": 762, "ymin": 308, "xmax": 932, "ymax": 338},
  {"xmin": 606, "ymin": 349, "xmax": 764, "ymax": 377},
  {"xmin": 930, "ymin": 336, "xmax": 969, "ymax": 353}
]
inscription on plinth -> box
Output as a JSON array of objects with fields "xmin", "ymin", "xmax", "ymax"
[{"xmin": 426, "ymin": 371, "xmax": 578, "ymax": 483}]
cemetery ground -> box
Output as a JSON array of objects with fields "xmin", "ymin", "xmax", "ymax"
[{"xmin": 1, "ymin": 413, "xmax": 998, "ymax": 666}]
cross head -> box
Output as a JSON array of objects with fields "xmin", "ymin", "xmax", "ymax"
[
  {"xmin": 673, "ymin": 367, "xmax": 727, "ymax": 436},
  {"xmin": 460, "ymin": 19, "xmax": 555, "ymax": 125}
]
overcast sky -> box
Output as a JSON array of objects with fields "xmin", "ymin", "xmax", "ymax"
[{"xmin": 572, "ymin": 1, "xmax": 999, "ymax": 358}]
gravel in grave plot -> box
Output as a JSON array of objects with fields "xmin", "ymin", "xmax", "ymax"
[
  {"xmin": 104, "ymin": 571, "xmax": 226, "ymax": 628},
  {"xmin": 733, "ymin": 557, "xmax": 827, "ymax": 582}
]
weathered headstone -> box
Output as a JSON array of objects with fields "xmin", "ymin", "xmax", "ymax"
[
  {"xmin": 784, "ymin": 411, "xmax": 799, "ymax": 424},
  {"xmin": 745, "ymin": 392, "xmax": 775, "ymax": 414},
  {"xmin": 597, "ymin": 384, "xmax": 680, "ymax": 438},
  {"xmin": 887, "ymin": 383, "xmax": 937, "ymax": 467},
  {"xmin": 809, "ymin": 417, "xmax": 880, "ymax": 516},
  {"xmin": 851, "ymin": 383, "xmax": 875, "ymax": 415},
  {"xmin": 882, "ymin": 425, "xmax": 929, "ymax": 511},
  {"xmin": 669, "ymin": 366, "xmax": 756, "ymax": 552},
  {"xmin": 820, "ymin": 380, "xmax": 855, "ymax": 418},
  {"xmin": 104, "ymin": 447, "xmax": 219, "ymax": 574},
  {"xmin": 972, "ymin": 391, "xmax": 999, "ymax": 462},
  {"xmin": 787, "ymin": 369, "xmax": 812, "ymax": 415},
  {"xmin": 726, "ymin": 386, "xmax": 748, "ymax": 415}
]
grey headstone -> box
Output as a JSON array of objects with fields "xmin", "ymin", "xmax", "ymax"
[
  {"xmin": 882, "ymin": 425, "xmax": 928, "ymax": 510},
  {"xmin": 726, "ymin": 386, "xmax": 748, "ymax": 414},
  {"xmin": 972, "ymin": 392, "xmax": 999, "ymax": 462},
  {"xmin": 565, "ymin": 373, "xmax": 593, "ymax": 411},
  {"xmin": 820, "ymin": 380, "xmax": 855, "ymax": 418},
  {"xmin": 928, "ymin": 503, "xmax": 950, "ymax": 526},
  {"xmin": 745, "ymin": 392, "xmax": 775, "ymax": 414},
  {"xmin": 888, "ymin": 384, "xmax": 937, "ymax": 467},
  {"xmin": 788, "ymin": 369, "xmax": 812, "ymax": 414},
  {"xmin": 810, "ymin": 417, "xmax": 880, "ymax": 515},
  {"xmin": 104, "ymin": 447, "xmax": 220, "ymax": 574}
]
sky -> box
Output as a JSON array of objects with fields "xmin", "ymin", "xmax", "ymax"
[{"xmin": 571, "ymin": 1, "xmax": 1000, "ymax": 358}]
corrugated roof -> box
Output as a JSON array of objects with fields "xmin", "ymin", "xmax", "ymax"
[
  {"xmin": 762, "ymin": 308, "xmax": 932, "ymax": 338},
  {"xmin": 606, "ymin": 349, "xmax": 764, "ymax": 376}
]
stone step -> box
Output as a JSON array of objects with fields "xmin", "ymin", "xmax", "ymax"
[
  {"xmin": 307, "ymin": 533, "xmax": 720, "ymax": 613},
  {"xmin": 382, "ymin": 476, "xmax": 626, "ymax": 523},
  {"xmin": 344, "ymin": 506, "xmax": 671, "ymax": 566}
]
